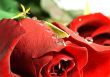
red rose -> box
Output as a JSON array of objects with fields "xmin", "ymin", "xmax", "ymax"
[
  {"xmin": 53, "ymin": 13, "xmax": 110, "ymax": 77},
  {"xmin": 70, "ymin": 13, "xmax": 110, "ymax": 46},
  {"xmin": 1, "ymin": 13, "xmax": 110, "ymax": 77},
  {"xmin": 0, "ymin": 18, "xmax": 88, "ymax": 77},
  {"xmin": 70, "ymin": 13, "xmax": 110, "ymax": 77}
]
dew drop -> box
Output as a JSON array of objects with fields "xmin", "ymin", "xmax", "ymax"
[
  {"xmin": 74, "ymin": 32, "xmax": 79, "ymax": 35},
  {"xmin": 51, "ymin": 34, "xmax": 57, "ymax": 40},
  {"xmin": 76, "ymin": 32, "xmax": 79, "ymax": 35},
  {"xmin": 56, "ymin": 39, "xmax": 66, "ymax": 46},
  {"xmin": 45, "ymin": 29, "xmax": 51, "ymax": 33},
  {"xmin": 85, "ymin": 37, "xmax": 93, "ymax": 43},
  {"xmin": 78, "ymin": 18, "xmax": 82, "ymax": 21},
  {"xmin": 39, "ymin": 23, "xmax": 45, "ymax": 27},
  {"xmin": 32, "ymin": 17, "xmax": 37, "ymax": 20}
]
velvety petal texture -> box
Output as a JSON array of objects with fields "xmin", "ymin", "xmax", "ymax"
[
  {"xmin": 53, "ymin": 21, "xmax": 110, "ymax": 51},
  {"xmin": 53, "ymin": 13, "xmax": 110, "ymax": 77},
  {"xmin": 0, "ymin": 19, "xmax": 25, "ymax": 77},
  {"xmin": 10, "ymin": 18, "xmax": 65, "ymax": 77},
  {"xmin": 69, "ymin": 13, "xmax": 110, "ymax": 77},
  {"xmin": 70, "ymin": 13, "xmax": 110, "ymax": 46},
  {"xmin": 33, "ymin": 45, "xmax": 88, "ymax": 77},
  {"xmin": 0, "ymin": 13, "xmax": 110, "ymax": 77}
]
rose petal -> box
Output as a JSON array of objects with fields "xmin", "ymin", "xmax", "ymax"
[
  {"xmin": 10, "ymin": 18, "xmax": 64, "ymax": 77},
  {"xmin": 18, "ymin": 18, "xmax": 64, "ymax": 58},
  {"xmin": 67, "ymin": 67, "xmax": 83, "ymax": 77},
  {"xmin": 37, "ymin": 45, "xmax": 88, "ymax": 77},
  {"xmin": 52, "ymin": 21, "xmax": 110, "ymax": 77},
  {"xmin": 41, "ymin": 53, "xmax": 75, "ymax": 77},
  {"xmin": 91, "ymin": 25, "xmax": 110, "ymax": 37},
  {"xmin": 0, "ymin": 19, "xmax": 25, "ymax": 77},
  {"xmin": 52, "ymin": 21, "xmax": 110, "ymax": 51},
  {"xmin": 83, "ymin": 50, "xmax": 110, "ymax": 77},
  {"xmin": 54, "ymin": 13, "xmax": 110, "ymax": 77},
  {"xmin": 11, "ymin": 48, "xmax": 37, "ymax": 77},
  {"xmin": 33, "ymin": 55, "xmax": 53, "ymax": 77},
  {"xmin": 65, "ymin": 45, "xmax": 88, "ymax": 70},
  {"xmin": 69, "ymin": 13, "xmax": 110, "ymax": 39},
  {"xmin": 89, "ymin": 25, "xmax": 110, "ymax": 45},
  {"xmin": 93, "ymin": 33, "xmax": 110, "ymax": 45}
]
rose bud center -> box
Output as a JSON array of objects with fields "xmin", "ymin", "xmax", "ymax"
[{"xmin": 50, "ymin": 60, "xmax": 75, "ymax": 76}]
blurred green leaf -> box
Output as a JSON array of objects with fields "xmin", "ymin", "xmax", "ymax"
[
  {"xmin": 67, "ymin": 10, "xmax": 83, "ymax": 18},
  {"xmin": 41, "ymin": 0, "xmax": 73, "ymax": 25},
  {"xmin": 0, "ymin": 10, "xmax": 17, "ymax": 19},
  {"xmin": 0, "ymin": 0, "xmax": 19, "ymax": 19}
]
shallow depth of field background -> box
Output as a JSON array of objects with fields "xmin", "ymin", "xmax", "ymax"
[{"xmin": 0, "ymin": 0, "xmax": 110, "ymax": 25}]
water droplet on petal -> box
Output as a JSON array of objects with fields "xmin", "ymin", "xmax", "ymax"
[
  {"xmin": 32, "ymin": 17, "xmax": 37, "ymax": 20},
  {"xmin": 85, "ymin": 37, "xmax": 93, "ymax": 43},
  {"xmin": 45, "ymin": 29, "xmax": 51, "ymax": 33},
  {"xmin": 56, "ymin": 39, "xmax": 66, "ymax": 46},
  {"xmin": 79, "ymin": 18, "xmax": 82, "ymax": 21},
  {"xmin": 74, "ymin": 32, "xmax": 79, "ymax": 36},
  {"xmin": 76, "ymin": 32, "xmax": 79, "ymax": 35},
  {"xmin": 52, "ymin": 36, "xmax": 56, "ymax": 39},
  {"xmin": 38, "ymin": 23, "xmax": 44, "ymax": 27},
  {"xmin": 51, "ymin": 34, "xmax": 57, "ymax": 40}
]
